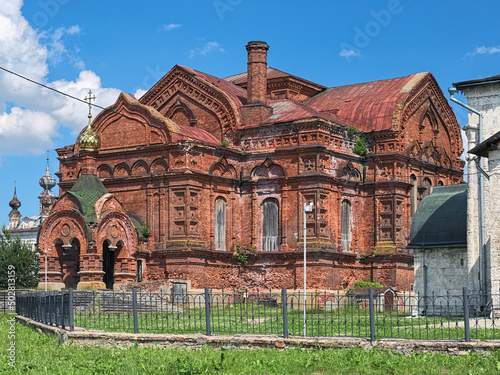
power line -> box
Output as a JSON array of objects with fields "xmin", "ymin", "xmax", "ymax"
[
  {"xmin": 0, "ymin": 66, "xmax": 108, "ymax": 111},
  {"xmin": 0, "ymin": 65, "xmax": 213, "ymax": 144}
]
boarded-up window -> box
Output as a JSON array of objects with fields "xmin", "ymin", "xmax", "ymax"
[
  {"xmin": 263, "ymin": 198, "xmax": 279, "ymax": 251},
  {"xmin": 341, "ymin": 199, "xmax": 351, "ymax": 252},
  {"xmin": 410, "ymin": 174, "xmax": 417, "ymax": 218},
  {"xmin": 215, "ymin": 197, "xmax": 226, "ymax": 251}
]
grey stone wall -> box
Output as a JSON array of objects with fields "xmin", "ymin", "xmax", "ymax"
[{"xmin": 414, "ymin": 247, "xmax": 468, "ymax": 297}]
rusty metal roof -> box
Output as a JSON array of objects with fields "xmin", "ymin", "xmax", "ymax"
[
  {"xmin": 224, "ymin": 67, "xmax": 325, "ymax": 91},
  {"xmin": 306, "ymin": 73, "xmax": 428, "ymax": 132},
  {"xmin": 173, "ymin": 123, "xmax": 219, "ymax": 145},
  {"xmin": 242, "ymin": 99, "xmax": 339, "ymax": 127},
  {"xmin": 180, "ymin": 65, "xmax": 247, "ymax": 107}
]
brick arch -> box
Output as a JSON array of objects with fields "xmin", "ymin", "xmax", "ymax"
[
  {"xmin": 114, "ymin": 162, "xmax": 130, "ymax": 178},
  {"xmin": 97, "ymin": 164, "xmax": 113, "ymax": 179},
  {"xmin": 151, "ymin": 158, "xmax": 169, "ymax": 174},
  {"xmin": 165, "ymin": 98, "xmax": 197, "ymax": 126},
  {"xmin": 38, "ymin": 210, "xmax": 89, "ymax": 253},
  {"xmin": 95, "ymin": 212, "xmax": 138, "ymax": 285},
  {"xmin": 131, "ymin": 160, "xmax": 149, "ymax": 176},
  {"xmin": 251, "ymin": 158, "xmax": 286, "ymax": 180},
  {"xmin": 89, "ymin": 93, "xmax": 174, "ymax": 151},
  {"xmin": 96, "ymin": 212, "xmax": 138, "ymax": 258},
  {"xmin": 210, "ymin": 156, "xmax": 237, "ymax": 178},
  {"xmin": 37, "ymin": 210, "xmax": 89, "ymax": 288}
]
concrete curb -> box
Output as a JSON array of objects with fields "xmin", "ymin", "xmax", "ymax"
[{"xmin": 16, "ymin": 316, "xmax": 500, "ymax": 355}]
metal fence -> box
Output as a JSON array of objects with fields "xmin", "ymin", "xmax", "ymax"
[{"xmin": 14, "ymin": 287, "xmax": 500, "ymax": 341}]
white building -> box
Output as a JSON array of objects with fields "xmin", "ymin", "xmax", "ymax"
[{"xmin": 409, "ymin": 74, "xmax": 500, "ymax": 314}]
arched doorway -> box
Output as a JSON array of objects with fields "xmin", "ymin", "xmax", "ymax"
[
  {"xmin": 103, "ymin": 240, "xmax": 115, "ymax": 289},
  {"xmin": 61, "ymin": 238, "xmax": 81, "ymax": 288}
]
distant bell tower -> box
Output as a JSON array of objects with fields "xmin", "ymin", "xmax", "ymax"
[
  {"xmin": 8, "ymin": 181, "xmax": 21, "ymax": 229},
  {"xmin": 38, "ymin": 150, "xmax": 57, "ymax": 219}
]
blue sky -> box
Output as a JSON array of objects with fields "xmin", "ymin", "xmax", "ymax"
[{"xmin": 1, "ymin": 0, "xmax": 499, "ymax": 226}]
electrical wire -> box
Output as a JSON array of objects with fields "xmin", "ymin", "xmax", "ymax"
[
  {"xmin": 0, "ymin": 66, "xmax": 108, "ymax": 110},
  {"xmin": 0, "ymin": 65, "xmax": 212, "ymax": 144}
]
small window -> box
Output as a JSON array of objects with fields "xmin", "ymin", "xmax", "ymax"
[
  {"xmin": 422, "ymin": 177, "xmax": 432, "ymax": 198},
  {"xmin": 341, "ymin": 199, "xmax": 352, "ymax": 252},
  {"xmin": 137, "ymin": 260, "xmax": 143, "ymax": 282},
  {"xmin": 214, "ymin": 197, "xmax": 227, "ymax": 251},
  {"xmin": 263, "ymin": 198, "xmax": 279, "ymax": 251},
  {"xmin": 410, "ymin": 174, "xmax": 417, "ymax": 218}
]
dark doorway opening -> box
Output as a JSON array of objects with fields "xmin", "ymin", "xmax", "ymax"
[{"xmin": 103, "ymin": 241, "xmax": 115, "ymax": 289}]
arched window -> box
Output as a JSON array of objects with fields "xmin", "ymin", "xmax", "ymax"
[
  {"xmin": 214, "ymin": 197, "xmax": 227, "ymax": 251},
  {"xmin": 410, "ymin": 174, "xmax": 417, "ymax": 218},
  {"xmin": 341, "ymin": 199, "xmax": 352, "ymax": 252},
  {"xmin": 422, "ymin": 177, "xmax": 433, "ymax": 198},
  {"xmin": 263, "ymin": 198, "xmax": 279, "ymax": 251}
]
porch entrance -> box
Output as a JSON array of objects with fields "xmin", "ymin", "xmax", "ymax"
[{"xmin": 103, "ymin": 241, "xmax": 115, "ymax": 289}]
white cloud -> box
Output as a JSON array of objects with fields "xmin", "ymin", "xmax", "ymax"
[
  {"xmin": 160, "ymin": 23, "xmax": 182, "ymax": 32},
  {"xmin": 465, "ymin": 46, "xmax": 500, "ymax": 58},
  {"xmin": 189, "ymin": 41, "xmax": 225, "ymax": 59},
  {"xmin": 66, "ymin": 25, "xmax": 82, "ymax": 35},
  {"xmin": 41, "ymin": 25, "xmax": 85, "ymax": 68},
  {"xmin": 0, "ymin": 1, "xmax": 121, "ymax": 157},
  {"xmin": 0, "ymin": 107, "xmax": 57, "ymax": 155},
  {"xmin": 339, "ymin": 49, "xmax": 361, "ymax": 59},
  {"xmin": 133, "ymin": 88, "xmax": 147, "ymax": 99}
]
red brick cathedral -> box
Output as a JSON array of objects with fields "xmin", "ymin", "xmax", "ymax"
[{"xmin": 37, "ymin": 41, "xmax": 463, "ymax": 291}]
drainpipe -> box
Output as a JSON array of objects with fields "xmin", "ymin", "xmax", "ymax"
[{"xmin": 448, "ymin": 87, "xmax": 486, "ymax": 296}]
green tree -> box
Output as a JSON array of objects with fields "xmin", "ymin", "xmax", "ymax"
[{"xmin": 0, "ymin": 227, "xmax": 40, "ymax": 289}]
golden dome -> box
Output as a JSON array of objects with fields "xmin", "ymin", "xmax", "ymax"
[{"xmin": 77, "ymin": 124, "xmax": 101, "ymax": 152}]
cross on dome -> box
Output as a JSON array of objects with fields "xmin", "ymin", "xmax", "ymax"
[{"xmin": 84, "ymin": 89, "xmax": 96, "ymax": 124}]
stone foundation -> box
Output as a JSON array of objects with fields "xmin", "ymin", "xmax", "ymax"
[{"xmin": 17, "ymin": 316, "xmax": 500, "ymax": 356}]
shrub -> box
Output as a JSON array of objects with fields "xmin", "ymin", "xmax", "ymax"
[
  {"xmin": 232, "ymin": 243, "xmax": 256, "ymax": 265},
  {"xmin": 353, "ymin": 281, "xmax": 383, "ymax": 288},
  {"xmin": 352, "ymin": 134, "xmax": 368, "ymax": 158},
  {"xmin": 141, "ymin": 225, "xmax": 150, "ymax": 238}
]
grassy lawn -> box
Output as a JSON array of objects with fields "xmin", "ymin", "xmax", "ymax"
[
  {"xmin": 1, "ymin": 315, "xmax": 500, "ymax": 374},
  {"xmin": 71, "ymin": 303, "xmax": 500, "ymax": 341}
]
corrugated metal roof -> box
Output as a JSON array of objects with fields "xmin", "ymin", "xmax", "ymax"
[
  {"xmin": 306, "ymin": 73, "xmax": 428, "ymax": 132},
  {"xmin": 407, "ymin": 184, "xmax": 467, "ymax": 249}
]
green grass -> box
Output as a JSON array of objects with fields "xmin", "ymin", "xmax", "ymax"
[
  {"xmin": 1, "ymin": 315, "xmax": 500, "ymax": 374},
  {"xmin": 71, "ymin": 303, "xmax": 500, "ymax": 341}
]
